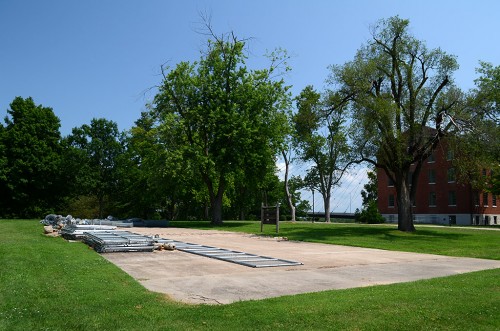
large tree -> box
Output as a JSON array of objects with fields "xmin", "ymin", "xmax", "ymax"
[
  {"xmin": 451, "ymin": 62, "xmax": 500, "ymax": 195},
  {"xmin": 329, "ymin": 17, "xmax": 465, "ymax": 231},
  {"xmin": 293, "ymin": 86, "xmax": 351, "ymax": 223},
  {"xmin": 66, "ymin": 118, "xmax": 123, "ymax": 218},
  {"xmin": 153, "ymin": 32, "xmax": 290, "ymax": 224},
  {"xmin": 280, "ymin": 108, "xmax": 298, "ymax": 222},
  {"xmin": 118, "ymin": 111, "xmax": 202, "ymax": 220},
  {"xmin": 114, "ymin": 112, "xmax": 165, "ymax": 219},
  {"xmin": 0, "ymin": 97, "xmax": 64, "ymax": 217}
]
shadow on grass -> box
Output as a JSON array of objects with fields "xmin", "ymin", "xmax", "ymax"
[
  {"xmin": 170, "ymin": 221, "xmax": 469, "ymax": 243},
  {"xmin": 169, "ymin": 220, "xmax": 256, "ymax": 229},
  {"xmin": 280, "ymin": 224, "xmax": 469, "ymax": 242}
]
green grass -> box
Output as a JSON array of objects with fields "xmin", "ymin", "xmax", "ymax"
[{"xmin": 1, "ymin": 219, "xmax": 499, "ymax": 330}]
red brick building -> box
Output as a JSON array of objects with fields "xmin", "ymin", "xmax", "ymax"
[{"xmin": 377, "ymin": 143, "xmax": 499, "ymax": 226}]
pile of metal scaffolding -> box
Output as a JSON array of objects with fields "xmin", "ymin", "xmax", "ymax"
[
  {"xmin": 41, "ymin": 214, "xmax": 168, "ymax": 229},
  {"xmin": 83, "ymin": 231, "xmax": 155, "ymax": 253},
  {"xmin": 60, "ymin": 224, "xmax": 117, "ymax": 240}
]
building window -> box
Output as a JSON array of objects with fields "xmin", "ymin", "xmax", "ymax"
[
  {"xmin": 388, "ymin": 194, "xmax": 395, "ymax": 207},
  {"xmin": 494, "ymin": 216, "xmax": 498, "ymax": 224},
  {"xmin": 427, "ymin": 153, "xmax": 435, "ymax": 163},
  {"xmin": 448, "ymin": 191, "xmax": 457, "ymax": 206},
  {"xmin": 428, "ymin": 169, "xmax": 436, "ymax": 184},
  {"xmin": 388, "ymin": 177, "xmax": 395, "ymax": 187},
  {"xmin": 483, "ymin": 192, "xmax": 489, "ymax": 207},
  {"xmin": 447, "ymin": 168, "xmax": 455, "ymax": 183},
  {"xmin": 474, "ymin": 192, "xmax": 480, "ymax": 206},
  {"xmin": 429, "ymin": 192, "xmax": 436, "ymax": 206},
  {"xmin": 446, "ymin": 150, "xmax": 454, "ymax": 161},
  {"xmin": 493, "ymin": 195, "xmax": 497, "ymax": 207}
]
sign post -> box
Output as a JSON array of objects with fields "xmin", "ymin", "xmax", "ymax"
[{"xmin": 261, "ymin": 203, "xmax": 280, "ymax": 233}]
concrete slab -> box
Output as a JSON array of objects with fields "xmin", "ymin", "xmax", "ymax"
[{"xmin": 102, "ymin": 228, "xmax": 500, "ymax": 305}]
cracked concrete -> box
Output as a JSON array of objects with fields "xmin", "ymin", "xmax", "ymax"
[{"xmin": 102, "ymin": 227, "xmax": 500, "ymax": 305}]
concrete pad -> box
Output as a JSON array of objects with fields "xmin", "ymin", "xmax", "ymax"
[{"xmin": 102, "ymin": 228, "xmax": 500, "ymax": 305}]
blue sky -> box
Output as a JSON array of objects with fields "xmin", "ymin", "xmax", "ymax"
[{"xmin": 1, "ymin": 0, "xmax": 499, "ymax": 212}]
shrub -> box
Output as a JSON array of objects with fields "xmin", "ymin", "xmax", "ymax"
[{"xmin": 355, "ymin": 201, "xmax": 385, "ymax": 224}]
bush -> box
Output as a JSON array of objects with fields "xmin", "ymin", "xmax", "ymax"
[{"xmin": 355, "ymin": 201, "xmax": 385, "ymax": 224}]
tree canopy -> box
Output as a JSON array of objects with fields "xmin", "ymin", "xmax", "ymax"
[
  {"xmin": 0, "ymin": 97, "xmax": 64, "ymax": 217},
  {"xmin": 152, "ymin": 33, "xmax": 291, "ymax": 224},
  {"xmin": 451, "ymin": 62, "xmax": 500, "ymax": 195},
  {"xmin": 293, "ymin": 86, "xmax": 351, "ymax": 223},
  {"xmin": 66, "ymin": 118, "xmax": 123, "ymax": 218}
]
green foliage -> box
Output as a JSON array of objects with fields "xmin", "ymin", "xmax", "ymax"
[
  {"xmin": 356, "ymin": 169, "xmax": 384, "ymax": 223},
  {"xmin": 449, "ymin": 124, "xmax": 500, "ymax": 192},
  {"xmin": 0, "ymin": 124, "xmax": 7, "ymax": 207},
  {"xmin": 451, "ymin": 62, "xmax": 500, "ymax": 195},
  {"xmin": 283, "ymin": 175, "xmax": 311, "ymax": 216},
  {"xmin": 0, "ymin": 97, "xmax": 65, "ymax": 217},
  {"xmin": 355, "ymin": 201, "xmax": 385, "ymax": 224},
  {"xmin": 474, "ymin": 61, "xmax": 500, "ymax": 121},
  {"xmin": 360, "ymin": 169, "xmax": 378, "ymax": 206},
  {"xmin": 112, "ymin": 111, "xmax": 195, "ymax": 220},
  {"xmin": 491, "ymin": 171, "xmax": 500, "ymax": 196},
  {"xmin": 66, "ymin": 118, "xmax": 123, "ymax": 218},
  {"xmin": 153, "ymin": 32, "xmax": 291, "ymax": 223},
  {"xmin": 293, "ymin": 86, "xmax": 321, "ymax": 138},
  {"xmin": 64, "ymin": 195, "xmax": 101, "ymax": 219}
]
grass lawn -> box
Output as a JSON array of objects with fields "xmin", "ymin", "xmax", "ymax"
[{"xmin": 1, "ymin": 219, "xmax": 499, "ymax": 330}]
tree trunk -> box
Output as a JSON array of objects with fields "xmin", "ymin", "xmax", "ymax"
[
  {"xmin": 323, "ymin": 194, "xmax": 331, "ymax": 223},
  {"xmin": 211, "ymin": 194, "xmax": 223, "ymax": 225},
  {"xmin": 210, "ymin": 177, "xmax": 225, "ymax": 225},
  {"xmin": 203, "ymin": 172, "xmax": 225, "ymax": 224},
  {"xmin": 289, "ymin": 203, "xmax": 296, "ymax": 223},
  {"xmin": 396, "ymin": 175, "xmax": 415, "ymax": 232},
  {"xmin": 282, "ymin": 150, "xmax": 296, "ymax": 222}
]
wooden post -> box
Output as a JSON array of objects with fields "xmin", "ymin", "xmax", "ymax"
[
  {"xmin": 275, "ymin": 203, "xmax": 280, "ymax": 233},
  {"xmin": 260, "ymin": 203, "xmax": 264, "ymax": 232}
]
